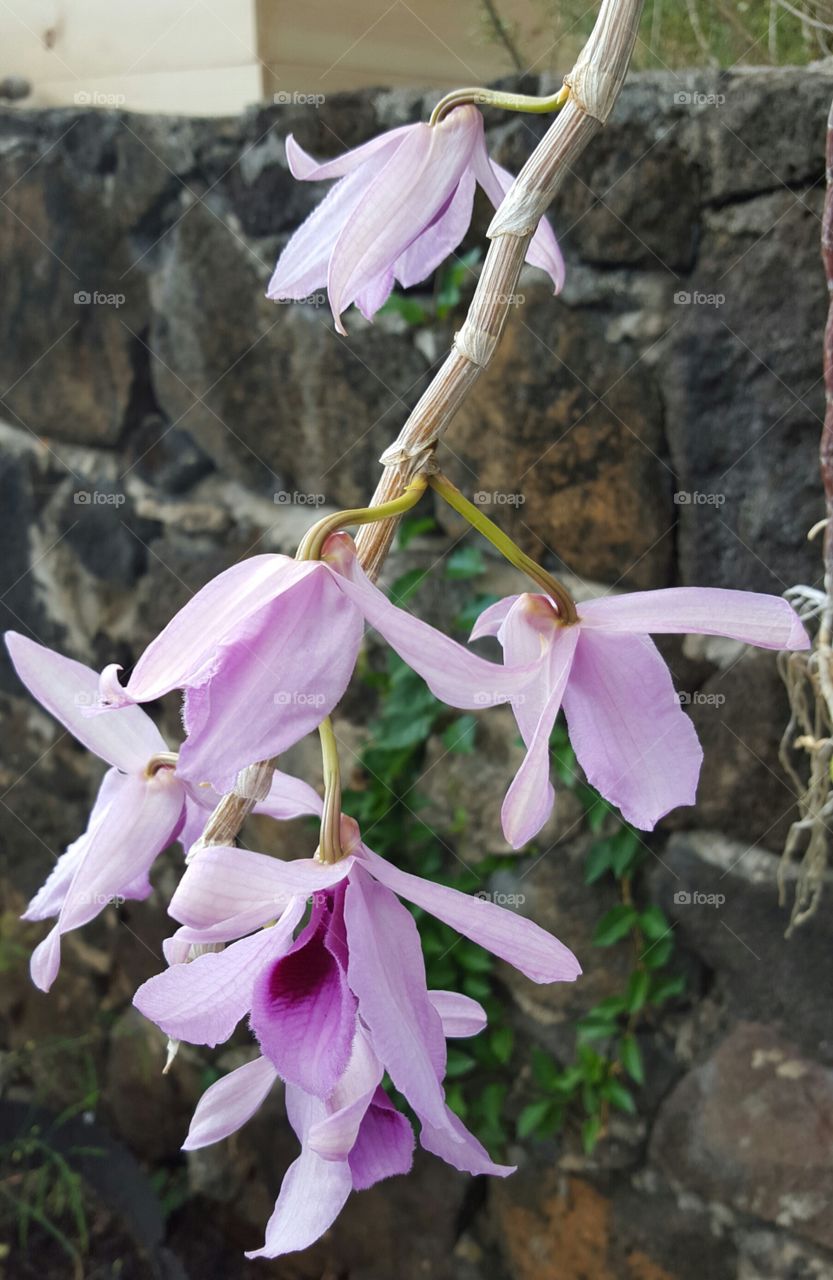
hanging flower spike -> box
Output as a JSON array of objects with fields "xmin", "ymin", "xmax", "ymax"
[
  {"xmin": 5, "ymin": 632, "xmax": 321, "ymax": 991},
  {"xmin": 96, "ymin": 535, "xmax": 538, "ymax": 795},
  {"xmin": 470, "ymin": 587, "xmax": 810, "ymax": 848},
  {"xmin": 267, "ymin": 105, "xmax": 564, "ymax": 334}
]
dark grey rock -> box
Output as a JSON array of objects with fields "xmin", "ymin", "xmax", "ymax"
[
  {"xmin": 443, "ymin": 283, "xmax": 674, "ymax": 589},
  {"xmin": 651, "ymin": 1021, "xmax": 833, "ymax": 1251},
  {"xmin": 684, "ymin": 647, "xmax": 799, "ymax": 849},
  {"xmin": 651, "ymin": 830, "xmax": 833, "ymax": 1060}
]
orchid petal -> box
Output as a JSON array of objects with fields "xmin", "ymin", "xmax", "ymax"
[
  {"xmin": 251, "ymin": 907, "xmax": 357, "ymax": 1098},
  {"xmin": 327, "ymin": 107, "xmax": 479, "ymax": 332},
  {"xmin": 360, "ymin": 845, "xmax": 580, "ymax": 984},
  {"xmin": 23, "ymin": 839, "xmax": 85, "ymax": 923},
  {"xmin": 307, "ymin": 1032, "xmax": 383, "ymax": 1162},
  {"xmin": 348, "ymin": 1089, "xmax": 415, "ymax": 1190},
  {"xmin": 429, "ymin": 990, "xmax": 487, "ymax": 1039},
  {"xmin": 495, "ymin": 595, "xmax": 564, "ymax": 744},
  {"xmin": 327, "ymin": 542, "xmax": 536, "ymax": 710},
  {"xmin": 169, "ymin": 846, "xmax": 353, "ymax": 933},
  {"xmin": 30, "ymin": 926, "xmax": 62, "ymax": 992},
  {"xmin": 255, "ymin": 768, "xmax": 323, "ymax": 820},
  {"xmin": 183, "ymin": 1054, "xmax": 278, "ymax": 1150},
  {"xmin": 133, "ymin": 899, "xmax": 304, "ymax": 1046},
  {"xmin": 116, "ymin": 556, "xmax": 314, "ymax": 704},
  {"xmin": 469, "ymin": 596, "xmax": 519, "ymax": 642},
  {"xmin": 285, "ymin": 128, "xmax": 410, "ymax": 182},
  {"xmin": 563, "ymin": 631, "xmax": 703, "ymax": 830},
  {"xmin": 345, "ymin": 867, "xmax": 448, "ymax": 1126},
  {"xmin": 471, "ymin": 142, "xmax": 565, "ymax": 291},
  {"xmin": 55, "ymin": 771, "xmax": 183, "ymax": 938},
  {"xmin": 354, "ymin": 268, "xmax": 395, "ymax": 320},
  {"xmin": 175, "ymin": 792, "xmax": 213, "ymax": 856},
  {"xmin": 30, "ymin": 769, "xmax": 184, "ymax": 992},
  {"xmin": 420, "ymin": 1104, "xmax": 515, "ymax": 1177},
  {"xmin": 246, "ymin": 1148, "xmax": 352, "ymax": 1260},
  {"xmin": 578, "ymin": 586, "xmax": 809, "ymax": 650},
  {"xmin": 177, "ymin": 568, "xmax": 364, "ymax": 792},
  {"xmin": 245, "ymin": 1086, "xmax": 353, "ymax": 1260},
  {"xmin": 500, "ymin": 621, "xmax": 580, "ymax": 849},
  {"xmin": 5, "ymin": 632, "xmax": 166, "ymax": 771},
  {"xmin": 23, "ymin": 768, "xmax": 124, "ymax": 922},
  {"xmin": 394, "ymin": 168, "xmax": 477, "ymax": 289},
  {"xmin": 267, "ymin": 156, "xmax": 395, "ymax": 301}
]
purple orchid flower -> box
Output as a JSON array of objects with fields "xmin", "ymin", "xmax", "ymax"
[
  {"xmin": 98, "ymin": 534, "xmax": 537, "ymax": 794},
  {"xmin": 266, "ymin": 105, "xmax": 565, "ymax": 334},
  {"xmin": 132, "ymin": 819, "xmax": 579, "ymax": 1253},
  {"xmin": 181, "ymin": 996, "xmax": 484, "ymax": 1259},
  {"xmin": 4, "ymin": 631, "xmax": 322, "ymax": 991},
  {"xmin": 469, "ymin": 587, "xmax": 810, "ymax": 847}
]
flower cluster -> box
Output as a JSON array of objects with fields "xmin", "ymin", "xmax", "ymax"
[
  {"xmin": 5, "ymin": 530, "xmax": 807, "ymax": 1254},
  {"xmin": 5, "ymin": 99, "xmax": 811, "ymax": 1262}
]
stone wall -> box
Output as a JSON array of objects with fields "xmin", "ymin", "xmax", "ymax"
[{"xmin": 0, "ymin": 64, "xmax": 831, "ymax": 1279}]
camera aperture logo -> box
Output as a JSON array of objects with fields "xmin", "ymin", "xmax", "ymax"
[
  {"xmin": 472, "ymin": 690, "xmax": 526, "ymax": 708},
  {"xmin": 673, "ymin": 290, "xmax": 725, "ymax": 308},
  {"xmin": 473, "ymin": 491, "xmax": 526, "ymax": 508},
  {"xmin": 74, "ymin": 490, "xmax": 126, "ymax": 507},
  {"xmin": 474, "ymin": 890, "xmax": 526, "ymax": 908},
  {"xmin": 677, "ymin": 691, "xmax": 725, "ymax": 708},
  {"xmin": 674, "ymin": 490, "xmax": 725, "ymax": 508},
  {"xmin": 74, "ymin": 90, "xmax": 126, "ymax": 107},
  {"xmin": 74, "ymin": 290, "xmax": 125, "ymax": 308},
  {"xmin": 673, "ymin": 91, "xmax": 726, "ymax": 108},
  {"xmin": 673, "ymin": 889, "xmax": 725, "ymax": 908},
  {"xmin": 273, "ymin": 491, "xmax": 326, "ymax": 507},
  {"xmin": 273, "ymin": 690, "xmax": 326, "ymax": 707},
  {"xmin": 274, "ymin": 91, "xmax": 326, "ymax": 107}
]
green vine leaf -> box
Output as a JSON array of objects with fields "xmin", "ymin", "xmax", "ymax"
[
  {"xmin": 619, "ymin": 1033, "xmax": 644, "ymax": 1085},
  {"xmin": 593, "ymin": 904, "xmax": 639, "ymax": 946}
]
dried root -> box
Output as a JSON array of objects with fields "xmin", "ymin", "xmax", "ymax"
[{"xmin": 778, "ymin": 583, "xmax": 833, "ymax": 933}]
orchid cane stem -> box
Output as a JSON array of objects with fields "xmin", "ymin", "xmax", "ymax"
[
  {"xmin": 430, "ymin": 84, "xmax": 570, "ymax": 126},
  {"xmin": 429, "ymin": 471, "xmax": 578, "ymax": 624},
  {"xmin": 296, "ymin": 473, "xmax": 429, "ymax": 562}
]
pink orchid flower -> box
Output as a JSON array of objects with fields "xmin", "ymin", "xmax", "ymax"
[
  {"xmin": 470, "ymin": 588, "xmax": 810, "ymax": 847},
  {"xmin": 175, "ymin": 889, "xmax": 488, "ymax": 1258},
  {"xmin": 267, "ymin": 105, "xmax": 565, "ymax": 333},
  {"xmin": 5, "ymin": 632, "xmax": 321, "ymax": 991},
  {"xmin": 99, "ymin": 534, "xmax": 537, "ymax": 794},
  {"xmin": 182, "ymin": 999, "xmax": 484, "ymax": 1259},
  {"xmin": 133, "ymin": 819, "xmax": 579, "ymax": 1254}
]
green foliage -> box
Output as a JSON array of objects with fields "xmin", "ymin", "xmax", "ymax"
[
  {"xmin": 0, "ymin": 1128, "xmax": 96, "ymax": 1277},
  {"xmin": 499, "ymin": 0, "xmax": 830, "ymax": 72},
  {"xmin": 512, "ymin": 723, "xmax": 685, "ymax": 1151}
]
